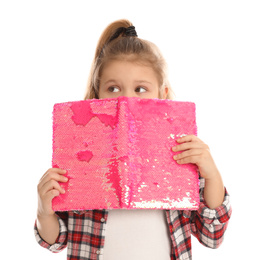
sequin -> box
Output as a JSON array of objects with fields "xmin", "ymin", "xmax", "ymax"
[
  {"xmin": 76, "ymin": 150, "xmax": 93, "ymax": 162},
  {"xmin": 52, "ymin": 96, "xmax": 199, "ymax": 211}
]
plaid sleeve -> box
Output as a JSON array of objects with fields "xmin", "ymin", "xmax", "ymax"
[
  {"xmin": 190, "ymin": 178, "xmax": 232, "ymax": 249},
  {"xmin": 34, "ymin": 212, "xmax": 68, "ymax": 253}
]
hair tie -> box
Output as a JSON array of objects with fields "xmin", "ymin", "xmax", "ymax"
[
  {"xmin": 108, "ymin": 26, "xmax": 138, "ymax": 43},
  {"xmin": 125, "ymin": 26, "xmax": 138, "ymax": 37}
]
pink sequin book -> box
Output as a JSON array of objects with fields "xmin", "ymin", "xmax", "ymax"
[{"xmin": 52, "ymin": 96, "xmax": 200, "ymax": 211}]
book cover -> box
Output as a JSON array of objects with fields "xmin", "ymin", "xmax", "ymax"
[{"xmin": 52, "ymin": 96, "xmax": 200, "ymax": 211}]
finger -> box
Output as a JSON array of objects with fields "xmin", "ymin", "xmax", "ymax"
[
  {"xmin": 40, "ymin": 179, "xmax": 65, "ymax": 197},
  {"xmin": 41, "ymin": 170, "xmax": 68, "ymax": 184},
  {"xmin": 45, "ymin": 189, "xmax": 61, "ymax": 202},
  {"xmin": 176, "ymin": 135, "xmax": 198, "ymax": 143},
  {"xmin": 176, "ymin": 155, "xmax": 201, "ymax": 165},
  {"xmin": 173, "ymin": 149, "xmax": 203, "ymax": 161},
  {"xmin": 40, "ymin": 168, "xmax": 67, "ymax": 182},
  {"xmin": 38, "ymin": 169, "xmax": 68, "ymax": 190},
  {"xmin": 172, "ymin": 142, "xmax": 206, "ymax": 152}
]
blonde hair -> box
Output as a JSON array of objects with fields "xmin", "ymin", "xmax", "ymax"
[{"xmin": 84, "ymin": 19, "xmax": 174, "ymax": 100}]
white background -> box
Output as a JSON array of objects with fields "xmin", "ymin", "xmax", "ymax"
[{"xmin": 1, "ymin": 0, "xmax": 262, "ymax": 259}]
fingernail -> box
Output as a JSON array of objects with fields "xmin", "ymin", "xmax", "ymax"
[{"xmin": 172, "ymin": 147, "xmax": 177, "ymax": 152}]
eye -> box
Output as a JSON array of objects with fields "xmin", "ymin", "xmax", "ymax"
[
  {"xmin": 135, "ymin": 87, "xmax": 147, "ymax": 93},
  {"xmin": 108, "ymin": 86, "xmax": 120, "ymax": 93}
]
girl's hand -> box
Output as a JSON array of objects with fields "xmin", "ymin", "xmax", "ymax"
[
  {"xmin": 172, "ymin": 135, "xmax": 219, "ymax": 180},
  {"xmin": 37, "ymin": 168, "xmax": 68, "ymax": 218}
]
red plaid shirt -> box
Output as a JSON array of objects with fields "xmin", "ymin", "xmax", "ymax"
[{"xmin": 34, "ymin": 178, "xmax": 232, "ymax": 260}]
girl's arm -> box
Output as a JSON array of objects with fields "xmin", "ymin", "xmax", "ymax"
[
  {"xmin": 172, "ymin": 135, "xmax": 225, "ymax": 209},
  {"xmin": 36, "ymin": 214, "xmax": 60, "ymax": 245},
  {"xmin": 36, "ymin": 168, "xmax": 68, "ymax": 244},
  {"xmin": 203, "ymin": 167, "xmax": 225, "ymax": 209}
]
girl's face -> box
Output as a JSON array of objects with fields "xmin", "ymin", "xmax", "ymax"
[{"xmin": 98, "ymin": 60, "xmax": 168, "ymax": 99}]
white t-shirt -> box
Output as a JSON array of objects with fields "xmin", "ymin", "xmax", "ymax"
[{"xmin": 103, "ymin": 209, "xmax": 171, "ymax": 260}]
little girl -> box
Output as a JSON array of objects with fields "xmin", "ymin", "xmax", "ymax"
[{"xmin": 35, "ymin": 19, "xmax": 232, "ymax": 260}]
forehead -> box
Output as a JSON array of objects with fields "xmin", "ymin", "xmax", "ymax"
[{"xmin": 101, "ymin": 59, "xmax": 157, "ymax": 79}]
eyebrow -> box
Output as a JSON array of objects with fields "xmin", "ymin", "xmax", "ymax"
[
  {"xmin": 104, "ymin": 79, "xmax": 152, "ymax": 84},
  {"xmin": 103, "ymin": 79, "xmax": 117, "ymax": 85},
  {"xmin": 134, "ymin": 80, "xmax": 153, "ymax": 85},
  {"xmin": 103, "ymin": 79, "xmax": 153, "ymax": 85}
]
